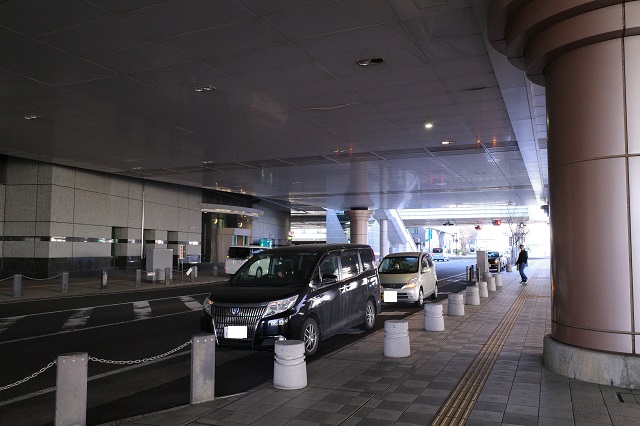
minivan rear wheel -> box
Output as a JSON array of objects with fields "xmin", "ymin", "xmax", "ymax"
[
  {"xmin": 363, "ymin": 299, "xmax": 376, "ymax": 330},
  {"xmin": 301, "ymin": 318, "xmax": 319, "ymax": 356}
]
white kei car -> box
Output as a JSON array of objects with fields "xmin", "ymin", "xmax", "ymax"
[{"xmin": 378, "ymin": 252, "xmax": 438, "ymax": 306}]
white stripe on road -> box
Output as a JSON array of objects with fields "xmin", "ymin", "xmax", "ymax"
[
  {"xmin": 62, "ymin": 308, "xmax": 94, "ymax": 331},
  {"xmin": 0, "ymin": 316, "xmax": 24, "ymax": 335},
  {"xmin": 179, "ymin": 295, "xmax": 203, "ymax": 311},
  {"xmin": 133, "ymin": 301, "xmax": 152, "ymax": 320}
]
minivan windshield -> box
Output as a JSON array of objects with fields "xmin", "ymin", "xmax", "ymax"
[
  {"xmin": 230, "ymin": 252, "xmax": 318, "ymax": 287},
  {"xmin": 379, "ymin": 256, "xmax": 419, "ymax": 274},
  {"xmin": 488, "ymin": 251, "xmax": 500, "ymax": 258}
]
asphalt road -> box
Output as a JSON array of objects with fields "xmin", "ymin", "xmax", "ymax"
[{"xmin": 0, "ymin": 258, "xmax": 474, "ymax": 426}]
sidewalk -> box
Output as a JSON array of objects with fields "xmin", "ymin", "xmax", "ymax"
[
  {"xmin": 0, "ymin": 266, "xmax": 228, "ymax": 303},
  {"xmin": 104, "ymin": 259, "xmax": 640, "ymax": 426}
]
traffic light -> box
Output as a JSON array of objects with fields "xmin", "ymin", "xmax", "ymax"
[
  {"xmin": 475, "ymin": 225, "xmax": 482, "ymax": 230},
  {"xmin": 492, "ymin": 219, "xmax": 502, "ymax": 226}
]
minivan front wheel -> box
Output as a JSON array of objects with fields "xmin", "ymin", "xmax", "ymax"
[
  {"xmin": 363, "ymin": 299, "xmax": 376, "ymax": 330},
  {"xmin": 415, "ymin": 287, "xmax": 424, "ymax": 307},
  {"xmin": 431, "ymin": 282, "xmax": 439, "ymax": 300},
  {"xmin": 301, "ymin": 318, "xmax": 319, "ymax": 356}
]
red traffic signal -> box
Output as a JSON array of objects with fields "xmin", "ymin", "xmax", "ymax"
[{"xmin": 492, "ymin": 219, "xmax": 502, "ymax": 226}]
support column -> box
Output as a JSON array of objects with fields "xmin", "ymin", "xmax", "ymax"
[
  {"xmin": 490, "ymin": 1, "xmax": 640, "ymax": 387},
  {"xmin": 379, "ymin": 219, "xmax": 389, "ymax": 258},
  {"xmin": 345, "ymin": 209, "xmax": 373, "ymax": 245}
]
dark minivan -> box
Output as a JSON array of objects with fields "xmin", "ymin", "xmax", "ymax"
[{"xmin": 200, "ymin": 244, "xmax": 381, "ymax": 356}]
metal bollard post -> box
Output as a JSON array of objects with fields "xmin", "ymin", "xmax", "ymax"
[
  {"xmin": 55, "ymin": 352, "xmax": 88, "ymax": 426},
  {"xmin": 194, "ymin": 266, "xmax": 198, "ymax": 278},
  {"xmin": 61, "ymin": 272, "xmax": 69, "ymax": 293},
  {"xmin": 100, "ymin": 270, "xmax": 108, "ymax": 289},
  {"xmin": 190, "ymin": 269, "xmax": 196, "ymax": 283},
  {"xmin": 165, "ymin": 267, "xmax": 171, "ymax": 285},
  {"xmin": 135, "ymin": 269, "xmax": 142, "ymax": 288},
  {"xmin": 191, "ymin": 334, "xmax": 216, "ymax": 404},
  {"xmin": 213, "ymin": 265, "xmax": 218, "ymax": 276},
  {"xmin": 13, "ymin": 274, "xmax": 22, "ymax": 297}
]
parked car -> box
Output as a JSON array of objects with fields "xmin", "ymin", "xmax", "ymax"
[
  {"xmin": 432, "ymin": 247, "xmax": 449, "ymax": 261},
  {"xmin": 201, "ymin": 244, "xmax": 381, "ymax": 356},
  {"xmin": 487, "ymin": 251, "xmax": 506, "ymax": 271},
  {"xmin": 378, "ymin": 252, "xmax": 438, "ymax": 306},
  {"xmin": 224, "ymin": 245, "xmax": 264, "ymax": 274}
]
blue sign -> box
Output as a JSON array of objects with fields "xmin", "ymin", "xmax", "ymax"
[{"xmin": 428, "ymin": 229, "xmax": 432, "ymax": 239}]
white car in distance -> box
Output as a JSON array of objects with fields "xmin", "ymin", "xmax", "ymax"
[{"xmin": 378, "ymin": 252, "xmax": 438, "ymax": 306}]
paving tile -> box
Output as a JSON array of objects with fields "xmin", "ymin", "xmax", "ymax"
[
  {"xmin": 505, "ymin": 404, "xmax": 539, "ymax": 416},
  {"xmin": 501, "ymin": 413, "xmax": 538, "ymax": 426},
  {"xmin": 468, "ymin": 409, "xmax": 504, "ymax": 422},
  {"xmin": 574, "ymin": 409, "xmax": 613, "ymax": 424},
  {"xmin": 538, "ymin": 406, "xmax": 574, "ymax": 420},
  {"xmin": 537, "ymin": 417, "xmax": 576, "ymax": 426},
  {"xmin": 294, "ymin": 409, "xmax": 333, "ymax": 423}
]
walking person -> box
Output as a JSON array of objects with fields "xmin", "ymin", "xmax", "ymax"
[{"xmin": 515, "ymin": 244, "xmax": 528, "ymax": 283}]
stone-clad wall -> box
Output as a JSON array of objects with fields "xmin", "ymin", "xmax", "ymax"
[{"xmin": 0, "ymin": 157, "xmax": 202, "ymax": 277}]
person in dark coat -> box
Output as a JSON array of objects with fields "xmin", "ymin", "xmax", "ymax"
[{"xmin": 515, "ymin": 244, "xmax": 528, "ymax": 283}]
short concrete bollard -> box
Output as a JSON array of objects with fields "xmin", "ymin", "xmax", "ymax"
[
  {"xmin": 424, "ymin": 303, "xmax": 445, "ymax": 331},
  {"xmin": 466, "ymin": 286, "xmax": 480, "ymax": 305},
  {"xmin": 483, "ymin": 272, "xmax": 493, "ymax": 281},
  {"xmin": 273, "ymin": 340, "xmax": 307, "ymax": 390},
  {"xmin": 478, "ymin": 281, "xmax": 489, "ymax": 298},
  {"xmin": 495, "ymin": 273, "xmax": 503, "ymax": 287},
  {"xmin": 191, "ymin": 334, "xmax": 216, "ymax": 404},
  {"xmin": 447, "ymin": 293, "xmax": 465, "ymax": 316},
  {"xmin": 384, "ymin": 320, "xmax": 411, "ymax": 357},
  {"xmin": 13, "ymin": 274, "xmax": 22, "ymax": 297},
  {"xmin": 506, "ymin": 264, "xmax": 513, "ymax": 272},
  {"xmin": 55, "ymin": 352, "xmax": 88, "ymax": 426},
  {"xmin": 165, "ymin": 267, "xmax": 171, "ymax": 285},
  {"xmin": 61, "ymin": 272, "xmax": 69, "ymax": 293},
  {"xmin": 487, "ymin": 276, "xmax": 496, "ymax": 291},
  {"xmin": 135, "ymin": 269, "xmax": 142, "ymax": 288},
  {"xmin": 100, "ymin": 270, "xmax": 108, "ymax": 289}
]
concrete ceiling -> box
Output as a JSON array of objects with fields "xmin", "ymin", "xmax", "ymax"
[{"xmin": 0, "ymin": 0, "xmax": 547, "ymax": 212}]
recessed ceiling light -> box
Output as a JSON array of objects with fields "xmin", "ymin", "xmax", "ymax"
[
  {"xmin": 192, "ymin": 85, "xmax": 216, "ymax": 92},
  {"xmin": 441, "ymin": 140, "xmax": 455, "ymax": 145},
  {"xmin": 132, "ymin": 167, "xmax": 143, "ymax": 170},
  {"xmin": 424, "ymin": 122, "xmax": 434, "ymax": 129},
  {"xmin": 23, "ymin": 114, "xmax": 41, "ymax": 120},
  {"xmin": 357, "ymin": 57, "xmax": 384, "ymax": 66}
]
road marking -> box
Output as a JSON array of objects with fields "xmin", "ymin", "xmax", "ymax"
[
  {"xmin": 133, "ymin": 301, "xmax": 152, "ymax": 320},
  {"xmin": 379, "ymin": 311, "xmax": 407, "ymax": 315},
  {"xmin": 0, "ymin": 316, "xmax": 24, "ymax": 335},
  {"xmin": 62, "ymin": 308, "xmax": 94, "ymax": 331},
  {"xmin": 179, "ymin": 295, "xmax": 203, "ymax": 311}
]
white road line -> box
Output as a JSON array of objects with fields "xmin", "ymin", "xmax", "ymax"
[
  {"xmin": 179, "ymin": 296, "xmax": 203, "ymax": 311},
  {"xmin": 133, "ymin": 301, "xmax": 152, "ymax": 320},
  {"xmin": 0, "ymin": 316, "xmax": 24, "ymax": 334},
  {"xmin": 62, "ymin": 308, "xmax": 94, "ymax": 331}
]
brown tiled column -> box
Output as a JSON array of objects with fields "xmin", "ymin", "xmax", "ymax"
[{"xmin": 489, "ymin": 1, "xmax": 640, "ymax": 384}]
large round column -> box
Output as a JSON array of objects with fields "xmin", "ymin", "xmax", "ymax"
[
  {"xmin": 490, "ymin": 1, "xmax": 640, "ymax": 386},
  {"xmin": 345, "ymin": 209, "xmax": 373, "ymax": 245},
  {"xmin": 379, "ymin": 219, "xmax": 389, "ymax": 258}
]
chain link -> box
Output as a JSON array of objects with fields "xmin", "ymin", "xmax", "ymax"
[
  {"xmin": 22, "ymin": 273, "xmax": 63, "ymax": 281},
  {"xmin": 1, "ymin": 340, "xmax": 193, "ymax": 392},
  {"xmin": 0, "ymin": 361, "xmax": 57, "ymax": 392},
  {"xmin": 89, "ymin": 340, "xmax": 191, "ymax": 365}
]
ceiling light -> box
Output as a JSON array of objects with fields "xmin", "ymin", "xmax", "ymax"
[
  {"xmin": 132, "ymin": 167, "xmax": 143, "ymax": 170},
  {"xmin": 202, "ymin": 160, "xmax": 215, "ymax": 164},
  {"xmin": 424, "ymin": 122, "xmax": 434, "ymax": 129},
  {"xmin": 191, "ymin": 85, "xmax": 216, "ymax": 92},
  {"xmin": 441, "ymin": 140, "xmax": 455, "ymax": 145},
  {"xmin": 357, "ymin": 57, "xmax": 384, "ymax": 66},
  {"xmin": 23, "ymin": 114, "xmax": 41, "ymax": 120}
]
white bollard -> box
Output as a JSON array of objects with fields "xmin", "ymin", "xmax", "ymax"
[
  {"xmin": 447, "ymin": 293, "xmax": 465, "ymax": 316},
  {"xmin": 506, "ymin": 264, "xmax": 513, "ymax": 272},
  {"xmin": 495, "ymin": 273, "xmax": 503, "ymax": 287},
  {"xmin": 424, "ymin": 303, "xmax": 445, "ymax": 331},
  {"xmin": 487, "ymin": 276, "xmax": 496, "ymax": 291},
  {"xmin": 483, "ymin": 272, "xmax": 493, "ymax": 282},
  {"xmin": 55, "ymin": 352, "xmax": 88, "ymax": 426},
  {"xmin": 384, "ymin": 320, "xmax": 410, "ymax": 358},
  {"xmin": 478, "ymin": 281, "xmax": 489, "ymax": 298},
  {"xmin": 273, "ymin": 340, "xmax": 307, "ymax": 390},
  {"xmin": 466, "ymin": 286, "xmax": 480, "ymax": 305},
  {"xmin": 191, "ymin": 334, "xmax": 216, "ymax": 404}
]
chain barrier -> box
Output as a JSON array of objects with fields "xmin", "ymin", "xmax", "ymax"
[
  {"xmin": 22, "ymin": 273, "xmax": 63, "ymax": 281},
  {"xmin": 0, "ymin": 275, "xmax": 14, "ymax": 282},
  {"xmin": 89, "ymin": 340, "xmax": 192, "ymax": 365},
  {"xmin": 1, "ymin": 340, "xmax": 192, "ymax": 392},
  {"xmin": 0, "ymin": 360, "xmax": 57, "ymax": 392}
]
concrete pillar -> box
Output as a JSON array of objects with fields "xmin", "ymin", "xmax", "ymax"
[
  {"xmin": 191, "ymin": 334, "xmax": 216, "ymax": 404},
  {"xmin": 489, "ymin": 1, "xmax": 640, "ymax": 385},
  {"xmin": 383, "ymin": 320, "xmax": 410, "ymax": 357},
  {"xmin": 486, "ymin": 276, "xmax": 496, "ymax": 292},
  {"xmin": 345, "ymin": 209, "xmax": 373, "ymax": 245},
  {"xmin": 55, "ymin": 352, "xmax": 88, "ymax": 426},
  {"xmin": 478, "ymin": 281, "xmax": 488, "ymax": 298},
  {"xmin": 447, "ymin": 293, "xmax": 465, "ymax": 316},
  {"xmin": 466, "ymin": 286, "xmax": 480, "ymax": 306},
  {"xmin": 495, "ymin": 273, "xmax": 503, "ymax": 288},
  {"xmin": 273, "ymin": 340, "xmax": 307, "ymax": 390},
  {"xmin": 379, "ymin": 219, "xmax": 389, "ymax": 258},
  {"xmin": 424, "ymin": 303, "xmax": 445, "ymax": 332}
]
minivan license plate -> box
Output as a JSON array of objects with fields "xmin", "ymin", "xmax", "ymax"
[
  {"xmin": 383, "ymin": 290, "xmax": 397, "ymax": 302},
  {"xmin": 224, "ymin": 326, "xmax": 247, "ymax": 339}
]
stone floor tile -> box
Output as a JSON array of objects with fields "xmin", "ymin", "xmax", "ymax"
[
  {"xmin": 468, "ymin": 409, "xmax": 504, "ymax": 423},
  {"xmin": 538, "ymin": 406, "xmax": 574, "ymax": 420},
  {"xmin": 501, "ymin": 412, "xmax": 539, "ymax": 426},
  {"xmin": 574, "ymin": 410, "xmax": 613, "ymax": 424},
  {"xmin": 506, "ymin": 404, "xmax": 539, "ymax": 416},
  {"xmin": 537, "ymin": 416, "xmax": 576, "ymax": 426}
]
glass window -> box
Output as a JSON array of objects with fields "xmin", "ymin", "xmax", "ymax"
[
  {"xmin": 340, "ymin": 252, "xmax": 360, "ymax": 279},
  {"xmin": 360, "ymin": 248, "xmax": 375, "ymax": 270},
  {"xmin": 318, "ymin": 255, "xmax": 340, "ymax": 283}
]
